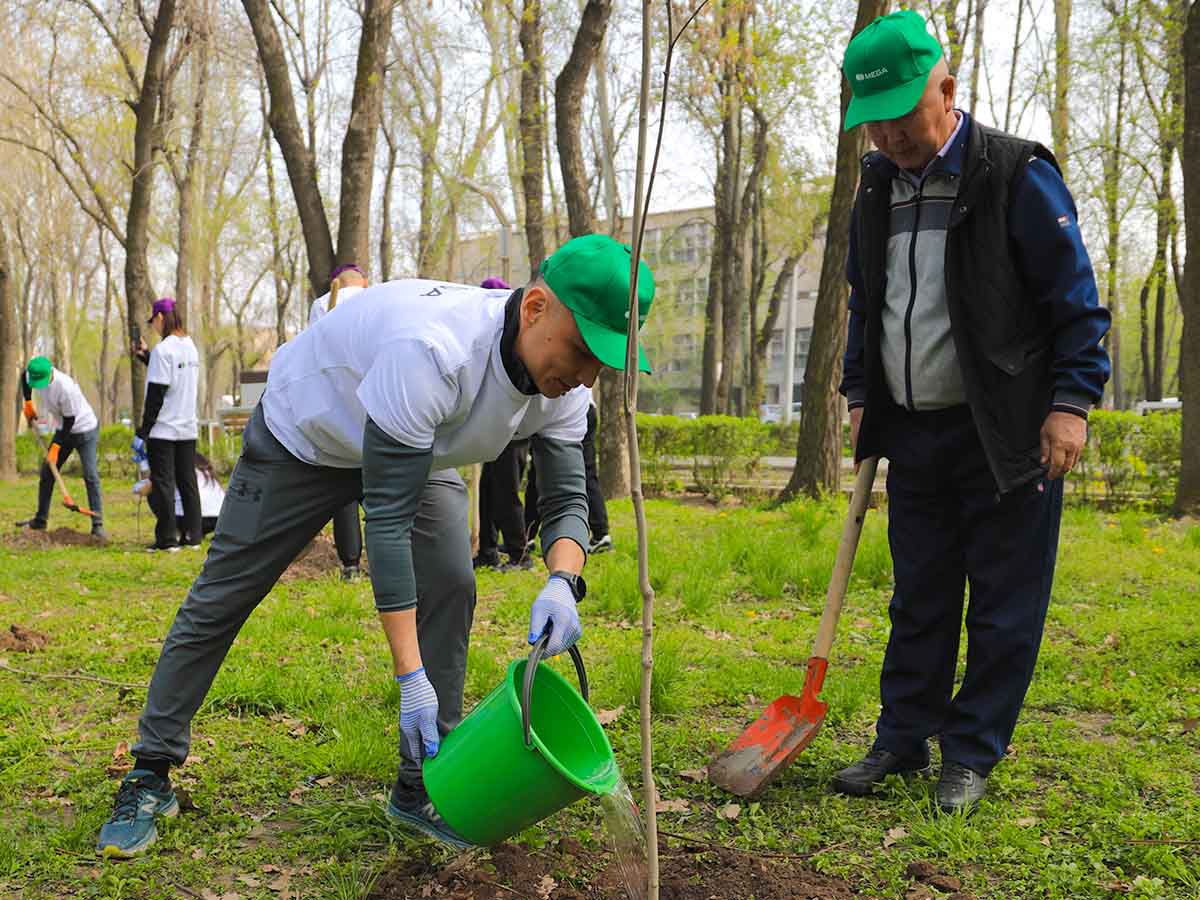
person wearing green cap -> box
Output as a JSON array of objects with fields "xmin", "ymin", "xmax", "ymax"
[
  {"xmin": 17, "ymin": 357, "xmax": 106, "ymax": 540},
  {"xmin": 831, "ymin": 11, "xmax": 1110, "ymax": 813},
  {"xmin": 96, "ymin": 233, "xmax": 655, "ymax": 859}
]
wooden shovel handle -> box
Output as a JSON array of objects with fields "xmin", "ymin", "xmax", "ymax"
[{"xmin": 811, "ymin": 457, "xmax": 879, "ymax": 661}]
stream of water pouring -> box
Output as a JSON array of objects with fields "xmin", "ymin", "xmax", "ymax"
[{"xmin": 598, "ymin": 774, "xmax": 649, "ymax": 900}]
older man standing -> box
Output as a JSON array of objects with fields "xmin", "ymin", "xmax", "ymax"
[{"xmin": 833, "ymin": 11, "xmax": 1110, "ymax": 812}]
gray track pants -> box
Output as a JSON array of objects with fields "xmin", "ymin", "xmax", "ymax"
[{"xmin": 134, "ymin": 404, "xmax": 475, "ymax": 791}]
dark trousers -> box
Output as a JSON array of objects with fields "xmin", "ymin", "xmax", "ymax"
[
  {"xmin": 332, "ymin": 502, "xmax": 362, "ymax": 567},
  {"xmin": 34, "ymin": 427, "xmax": 103, "ymax": 529},
  {"xmin": 873, "ymin": 403, "xmax": 1063, "ymax": 776},
  {"xmin": 525, "ymin": 405, "xmax": 608, "ymax": 542},
  {"xmin": 148, "ymin": 438, "xmax": 202, "ymax": 548},
  {"xmin": 479, "ymin": 440, "xmax": 529, "ymax": 559},
  {"xmin": 146, "ymin": 494, "xmax": 218, "ymax": 539}
]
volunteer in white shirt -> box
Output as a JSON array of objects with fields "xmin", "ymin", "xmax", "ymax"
[
  {"xmin": 307, "ymin": 263, "xmax": 370, "ymax": 580},
  {"xmin": 140, "ymin": 452, "xmax": 225, "ymax": 537},
  {"xmin": 132, "ymin": 298, "xmax": 202, "ymax": 551},
  {"xmin": 98, "ymin": 235, "xmax": 656, "ymax": 860},
  {"xmin": 16, "ymin": 356, "xmax": 107, "ymax": 540}
]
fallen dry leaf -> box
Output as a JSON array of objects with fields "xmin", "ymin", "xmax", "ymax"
[
  {"xmin": 719, "ymin": 803, "xmax": 741, "ymax": 820},
  {"xmin": 192, "ymin": 848, "xmax": 206, "ymax": 860},
  {"xmin": 1180, "ymin": 717, "xmax": 1199, "ymax": 734},
  {"xmin": 315, "ymin": 775, "xmax": 336, "ymax": 787},
  {"xmin": 535, "ymin": 874, "xmax": 557, "ymax": 898},
  {"xmin": 0, "ymin": 624, "xmax": 49, "ymax": 652},
  {"xmin": 883, "ymin": 826, "xmax": 908, "ymax": 848},
  {"xmin": 596, "ymin": 706, "xmax": 625, "ymax": 726},
  {"xmin": 1015, "ymin": 816, "xmax": 1038, "ymax": 828},
  {"xmin": 112, "ymin": 740, "xmax": 129, "ymax": 761},
  {"xmin": 267, "ymin": 874, "xmax": 291, "ymax": 893},
  {"xmin": 678, "ymin": 767, "xmax": 707, "ymax": 783},
  {"xmin": 237, "ymin": 875, "xmax": 261, "ymax": 889},
  {"xmin": 654, "ymin": 798, "xmax": 690, "ymax": 814}
]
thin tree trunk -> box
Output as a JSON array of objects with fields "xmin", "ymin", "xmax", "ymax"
[
  {"xmin": 0, "ymin": 221, "xmax": 17, "ymax": 479},
  {"xmin": 51, "ymin": 274, "xmax": 70, "ymax": 372},
  {"xmin": 176, "ymin": 20, "xmax": 211, "ymax": 329},
  {"xmin": 1177, "ymin": 0, "xmax": 1200, "ymax": 514},
  {"xmin": 1003, "ymin": 0, "xmax": 1025, "ymax": 131},
  {"xmin": 1052, "ymin": 0, "xmax": 1071, "ymax": 176},
  {"xmin": 714, "ymin": 38, "xmax": 743, "ymax": 414},
  {"xmin": 969, "ymin": 0, "xmax": 987, "ymax": 116},
  {"xmin": 1103, "ymin": 0, "xmax": 1129, "ymax": 408},
  {"xmin": 555, "ymin": 0, "xmax": 614, "ymax": 238},
  {"xmin": 125, "ymin": 0, "xmax": 178, "ymax": 426},
  {"xmin": 700, "ymin": 239, "xmax": 722, "ymax": 414},
  {"xmin": 1152, "ymin": 185, "xmax": 1169, "ymax": 401},
  {"xmin": 749, "ymin": 254, "xmax": 801, "ymax": 412},
  {"xmin": 98, "ymin": 228, "xmax": 114, "ymax": 426},
  {"xmin": 1138, "ymin": 265, "xmax": 1154, "ymax": 401},
  {"xmin": 781, "ymin": 0, "xmax": 886, "ymax": 501},
  {"xmin": 519, "ymin": 0, "xmax": 546, "ymax": 272},
  {"xmin": 379, "ymin": 126, "xmax": 398, "ymax": 281},
  {"xmin": 242, "ymin": 0, "xmax": 335, "ymax": 294},
  {"xmin": 595, "ymin": 32, "xmax": 621, "ymax": 232},
  {"xmin": 336, "ymin": 0, "xmax": 394, "ymax": 268}
]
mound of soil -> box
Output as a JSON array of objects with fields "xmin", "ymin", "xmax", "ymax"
[
  {"xmin": 279, "ymin": 534, "xmax": 369, "ymax": 583},
  {"xmin": 5, "ymin": 527, "xmax": 101, "ymax": 548},
  {"xmin": 369, "ymin": 836, "xmax": 861, "ymax": 900},
  {"xmin": 0, "ymin": 624, "xmax": 49, "ymax": 652}
]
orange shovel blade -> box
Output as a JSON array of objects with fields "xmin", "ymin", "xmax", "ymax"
[{"xmin": 707, "ymin": 657, "xmax": 829, "ymax": 798}]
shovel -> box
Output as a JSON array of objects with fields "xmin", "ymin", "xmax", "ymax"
[
  {"xmin": 28, "ymin": 427, "xmax": 95, "ymax": 519},
  {"xmin": 708, "ymin": 456, "xmax": 880, "ymax": 798}
]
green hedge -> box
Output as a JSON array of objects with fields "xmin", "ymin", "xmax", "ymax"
[
  {"xmin": 16, "ymin": 424, "xmax": 243, "ymax": 480},
  {"xmin": 637, "ymin": 414, "xmax": 772, "ymax": 497},
  {"xmin": 1068, "ymin": 410, "xmax": 1180, "ymax": 508}
]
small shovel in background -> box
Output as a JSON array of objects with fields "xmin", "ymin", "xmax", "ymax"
[
  {"xmin": 708, "ymin": 456, "xmax": 880, "ymax": 798},
  {"xmin": 28, "ymin": 426, "xmax": 95, "ymax": 519}
]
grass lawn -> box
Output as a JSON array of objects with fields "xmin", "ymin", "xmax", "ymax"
[{"xmin": 0, "ymin": 474, "xmax": 1197, "ymax": 899}]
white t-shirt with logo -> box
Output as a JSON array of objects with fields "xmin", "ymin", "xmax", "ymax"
[
  {"xmin": 308, "ymin": 285, "xmax": 365, "ymax": 327},
  {"xmin": 146, "ymin": 334, "xmax": 200, "ymax": 441},
  {"xmin": 263, "ymin": 279, "xmax": 590, "ymax": 469},
  {"xmin": 37, "ymin": 368, "xmax": 98, "ymax": 435},
  {"xmin": 175, "ymin": 470, "xmax": 225, "ymax": 518}
]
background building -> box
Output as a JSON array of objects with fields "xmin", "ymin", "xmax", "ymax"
[{"xmin": 454, "ymin": 206, "xmax": 822, "ymax": 418}]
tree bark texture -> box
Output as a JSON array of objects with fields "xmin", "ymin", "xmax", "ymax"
[
  {"xmin": 175, "ymin": 23, "xmax": 211, "ymax": 330},
  {"xmin": 1103, "ymin": 0, "xmax": 1129, "ymax": 408},
  {"xmin": 242, "ymin": 0, "xmax": 334, "ymax": 295},
  {"xmin": 519, "ymin": 0, "xmax": 546, "ymax": 273},
  {"xmin": 125, "ymin": 0, "xmax": 178, "ymax": 426},
  {"xmin": 1052, "ymin": 0, "xmax": 1071, "ymax": 176},
  {"xmin": 1175, "ymin": 0, "xmax": 1200, "ymax": 514},
  {"xmin": 336, "ymin": 0, "xmax": 394, "ymax": 270},
  {"xmin": 0, "ymin": 221, "xmax": 17, "ymax": 479},
  {"xmin": 555, "ymin": 0, "xmax": 614, "ymax": 240},
  {"xmin": 781, "ymin": 0, "xmax": 886, "ymax": 501}
]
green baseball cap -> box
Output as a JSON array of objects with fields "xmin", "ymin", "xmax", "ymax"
[
  {"xmin": 842, "ymin": 10, "xmax": 943, "ymax": 131},
  {"xmin": 539, "ymin": 233, "xmax": 655, "ymax": 373},
  {"xmin": 26, "ymin": 356, "xmax": 52, "ymax": 390}
]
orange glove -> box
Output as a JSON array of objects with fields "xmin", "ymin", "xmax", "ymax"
[
  {"xmin": 22, "ymin": 401, "xmax": 35, "ymax": 424},
  {"xmin": 46, "ymin": 443, "xmax": 60, "ymax": 467}
]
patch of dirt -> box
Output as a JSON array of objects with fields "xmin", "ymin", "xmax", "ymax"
[
  {"xmin": 0, "ymin": 624, "xmax": 49, "ymax": 652},
  {"xmin": 905, "ymin": 861, "xmax": 975, "ymax": 900},
  {"xmin": 1070, "ymin": 711, "xmax": 1119, "ymax": 744},
  {"xmin": 279, "ymin": 534, "xmax": 368, "ymax": 583},
  {"xmin": 4, "ymin": 527, "xmax": 101, "ymax": 549},
  {"xmin": 369, "ymin": 836, "xmax": 862, "ymax": 899}
]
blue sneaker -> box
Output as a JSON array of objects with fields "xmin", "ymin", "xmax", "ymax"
[
  {"xmin": 97, "ymin": 770, "xmax": 179, "ymax": 859},
  {"xmin": 385, "ymin": 777, "xmax": 474, "ymax": 851}
]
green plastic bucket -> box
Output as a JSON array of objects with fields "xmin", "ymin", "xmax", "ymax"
[{"xmin": 423, "ymin": 639, "xmax": 619, "ymax": 846}]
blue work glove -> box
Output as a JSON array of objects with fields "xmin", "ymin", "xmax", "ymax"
[
  {"xmin": 130, "ymin": 436, "xmax": 148, "ymax": 463},
  {"xmin": 396, "ymin": 667, "xmax": 440, "ymax": 760},
  {"xmin": 528, "ymin": 575, "xmax": 582, "ymax": 658}
]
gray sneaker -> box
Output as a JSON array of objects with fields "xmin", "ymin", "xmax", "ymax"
[
  {"xmin": 385, "ymin": 777, "xmax": 474, "ymax": 851},
  {"xmin": 97, "ymin": 770, "xmax": 179, "ymax": 859}
]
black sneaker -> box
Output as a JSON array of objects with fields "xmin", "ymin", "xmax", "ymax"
[
  {"xmin": 935, "ymin": 762, "xmax": 987, "ymax": 814},
  {"xmin": 385, "ymin": 774, "xmax": 474, "ymax": 850},
  {"xmin": 830, "ymin": 747, "xmax": 931, "ymax": 796},
  {"xmin": 501, "ymin": 553, "xmax": 533, "ymax": 572},
  {"xmin": 91, "ymin": 526, "xmax": 109, "ymax": 543},
  {"xmin": 341, "ymin": 564, "xmax": 362, "ymax": 582},
  {"xmin": 15, "ymin": 518, "xmax": 46, "ymax": 530},
  {"xmin": 472, "ymin": 551, "xmax": 501, "ymax": 570},
  {"xmin": 588, "ymin": 534, "xmax": 613, "ymax": 554},
  {"xmin": 145, "ymin": 541, "xmax": 180, "ymax": 553}
]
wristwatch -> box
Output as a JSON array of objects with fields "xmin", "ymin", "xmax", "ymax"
[{"xmin": 549, "ymin": 570, "xmax": 587, "ymax": 602}]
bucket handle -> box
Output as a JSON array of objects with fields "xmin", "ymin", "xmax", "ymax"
[{"xmin": 522, "ymin": 632, "xmax": 589, "ymax": 749}]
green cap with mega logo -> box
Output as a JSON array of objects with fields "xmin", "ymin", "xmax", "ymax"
[
  {"xmin": 539, "ymin": 233, "xmax": 655, "ymax": 373},
  {"xmin": 842, "ymin": 10, "xmax": 943, "ymax": 131},
  {"xmin": 26, "ymin": 356, "xmax": 52, "ymax": 390}
]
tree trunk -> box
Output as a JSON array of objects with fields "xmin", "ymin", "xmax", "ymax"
[
  {"xmin": 125, "ymin": 0, "xmax": 178, "ymax": 427},
  {"xmin": 1103, "ymin": 0, "xmax": 1129, "ymax": 408},
  {"xmin": 595, "ymin": 33, "xmax": 621, "ymax": 232},
  {"xmin": 1052, "ymin": 0, "xmax": 1071, "ymax": 176},
  {"xmin": 700, "ymin": 246, "xmax": 722, "ymax": 414},
  {"xmin": 98, "ymin": 229, "xmax": 115, "ymax": 426},
  {"xmin": 1003, "ymin": 0, "xmax": 1025, "ymax": 132},
  {"xmin": 969, "ymin": 0, "xmax": 987, "ymax": 116},
  {"xmin": 1139, "ymin": 265, "xmax": 1154, "ymax": 400},
  {"xmin": 555, "ymin": 0, "xmax": 614, "ymax": 239},
  {"xmin": 0, "ymin": 221, "xmax": 16, "ymax": 480},
  {"xmin": 51, "ymin": 274, "xmax": 70, "ymax": 372},
  {"xmin": 242, "ymin": 0, "xmax": 335, "ymax": 295},
  {"xmin": 1177, "ymin": 0, "xmax": 1199, "ymax": 514},
  {"xmin": 176, "ymin": 23, "xmax": 211, "ymax": 330},
  {"xmin": 749, "ymin": 254, "xmax": 801, "ymax": 412},
  {"xmin": 380, "ymin": 126, "xmax": 398, "ymax": 280},
  {"xmin": 714, "ymin": 41, "xmax": 743, "ymax": 414},
  {"xmin": 336, "ymin": 0, "xmax": 394, "ymax": 268},
  {"xmin": 781, "ymin": 0, "xmax": 885, "ymax": 501},
  {"xmin": 519, "ymin": 0, "xmax": 546, "ymax": 273}
]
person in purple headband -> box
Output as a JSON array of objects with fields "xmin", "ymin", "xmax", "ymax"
[
  {"xmin": 309, "ymin": 263, "xmax": 369, "ymax": 328},
  {"xmin": 480, "ymin": 276, "xmax": 510, "ymax": 291}
]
